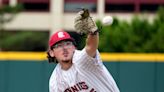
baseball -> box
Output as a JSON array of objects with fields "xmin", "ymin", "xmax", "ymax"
[{"xmin": 102, "ymin": 16, "xmax": 113, "ymax": 25}]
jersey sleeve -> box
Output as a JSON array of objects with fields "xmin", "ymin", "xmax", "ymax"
[
  {"xmin": 49, "ymin": 70, "xmax": 56, "ymax": 92},
  {"xmin": 73, "ymin": 48, "xmax": 103, "ymax": 71},
  {"xmin": 49, "ymin": 65, "xmax": 59, "ymax": 92}
]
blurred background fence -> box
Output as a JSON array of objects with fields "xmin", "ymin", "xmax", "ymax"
[{"xmin": 0, "ymin": 52, "xmax": 164, "ymax": 92}]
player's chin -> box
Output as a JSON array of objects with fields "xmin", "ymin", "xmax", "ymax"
[
  {"xmin": 62, "ymin": 60, "xmax": 70, "ymax": 63},
  {"xmin": 62, "ymin": 57, "xmax": 71, "ymax": 63}
]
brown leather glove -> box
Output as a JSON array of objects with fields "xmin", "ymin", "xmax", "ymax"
[{"xmin": 74, "ymin": 9, "xmax": 98, "ymax": 34}]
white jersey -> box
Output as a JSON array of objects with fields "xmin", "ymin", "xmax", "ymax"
[{"xmin": 49, "ymin": 48, "xmax": 120, "ymax": 92}]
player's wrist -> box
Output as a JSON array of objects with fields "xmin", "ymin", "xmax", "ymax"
[{"xmin": 88, "ymin": 29, "xmax": 99, "ymax": 35}]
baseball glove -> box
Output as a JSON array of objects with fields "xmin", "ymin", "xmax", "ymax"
[{"xmin": 74, "ymin": 8, "xmax": 98, "ymax": 34}]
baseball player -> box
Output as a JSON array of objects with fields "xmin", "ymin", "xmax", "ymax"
[{"xmin": 47, "ymin": 9, "xmax": 120, "ymax": 92}]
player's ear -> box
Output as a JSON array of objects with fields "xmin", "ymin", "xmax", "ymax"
[{"xmin": 49, "ymin": 50, "xmax": 55, "ymax": 57}]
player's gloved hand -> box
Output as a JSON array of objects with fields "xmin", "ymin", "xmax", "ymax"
[{"xmin": 74, "ymin": 9, "xmax": 98, "ymax": 34}]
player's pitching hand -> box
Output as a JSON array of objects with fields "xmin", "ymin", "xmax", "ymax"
[{"xmin": 74, "ymin": 8, "xmax": 98, "ymax": 34}]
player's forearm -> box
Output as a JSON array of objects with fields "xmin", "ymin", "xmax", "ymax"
[{"xmin": 85, "ymin": 32, "xmax": 99, "ymax": 57}]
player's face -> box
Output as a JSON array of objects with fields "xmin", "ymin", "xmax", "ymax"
[{"xmin": 52, "ymin": 41, "xmax": 75, "ymax": 64}]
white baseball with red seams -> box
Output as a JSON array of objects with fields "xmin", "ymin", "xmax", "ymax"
[{"xmin": 102, "ymin": 16, "xmax": 113, "ymax": 25}]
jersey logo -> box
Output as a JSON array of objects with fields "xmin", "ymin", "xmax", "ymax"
[
  {"xmin": 64, "ymin": 81, "xmax": 96, "ymax": 92},
  {"xmin": 57, "ymin": 32, "xmax": 65, "ymax": 38}
]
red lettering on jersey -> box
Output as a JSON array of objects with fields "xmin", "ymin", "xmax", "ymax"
[
  {"xmin": 64, "ymin": 88, "xmax": 72, "ymax": 92},
  {"xmin": 64, "ymin": 81, "xmax": 92, "ymax": 92},
  {"xmin": 79, "ymin": 82, "xmax": 88, "ymax": 89},
  {"xmin": 71, "ymin": 85, "xmax": 79, "ymax": 92},
  {"xmin": 76, "ymin": 83, "xmax": 82, "ymax": 90},
  {"xmin": 90, "ymin": 88, "xmax": 96, "ymax": 92}
]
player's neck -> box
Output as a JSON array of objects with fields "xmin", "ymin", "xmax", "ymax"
[{"xmin": 60, "ymin": 61, "xmax": 73, "ymax": 70}]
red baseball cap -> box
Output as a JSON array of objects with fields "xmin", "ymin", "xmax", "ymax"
[{"xmin": 49, "ymin": 29, "xmax": 74, "ymax": 47}]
